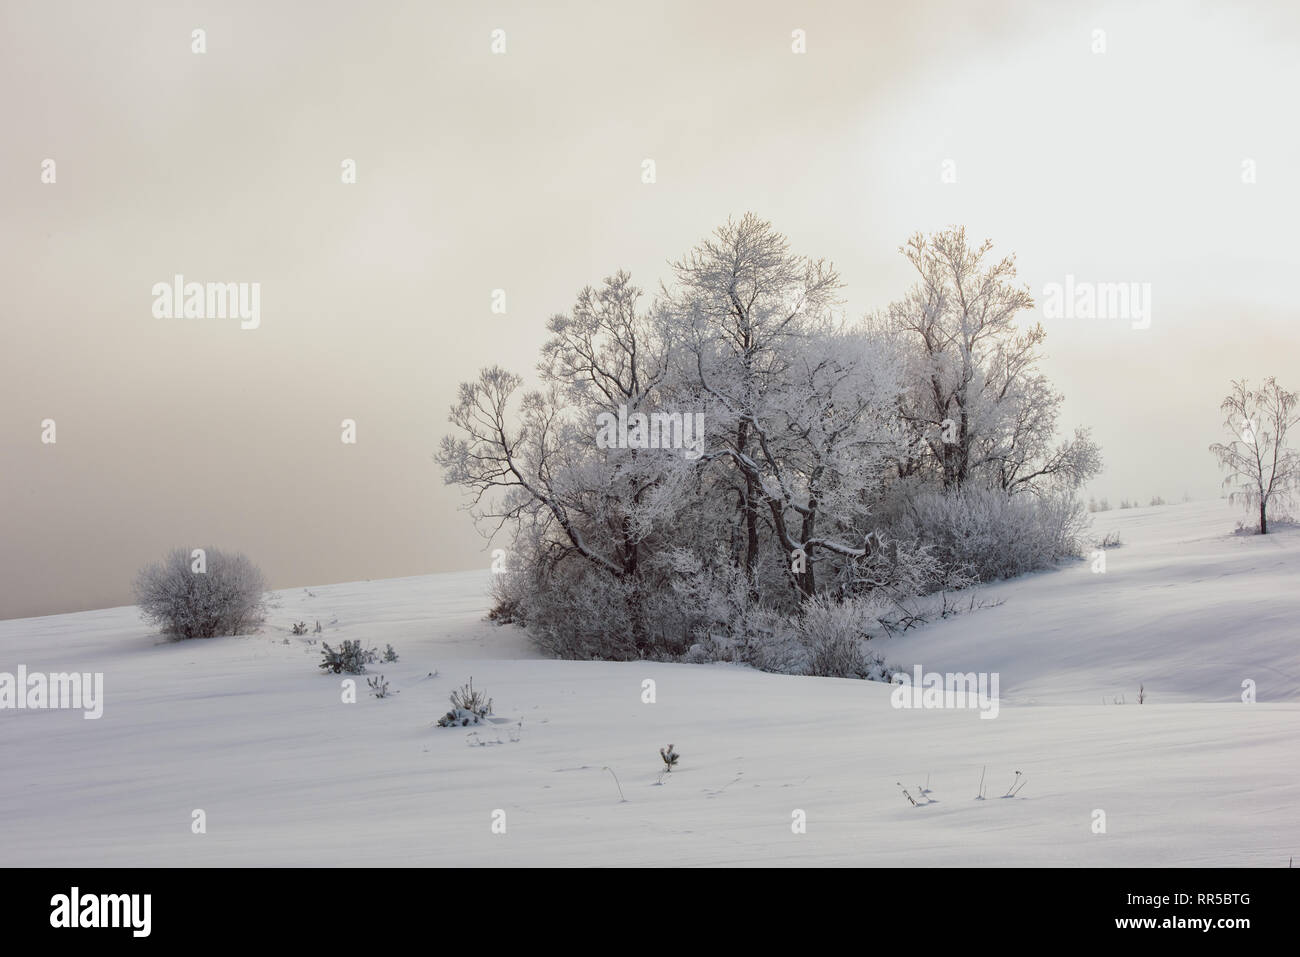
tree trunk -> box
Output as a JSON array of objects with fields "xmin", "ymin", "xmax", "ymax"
[
  {"xmin": 735, "ymin": 420, "xmax": 760, "ymax": 587},
  {"xmin": 627, "ymin": 581, "xmax": 649, "ymax": 655},
  {"xmin": 1260, "ymin": 500, "xmax": 1268, "ymax": 535},
  {"xmin": 798, "ymin": 506, "xmax": 817, "ymax": 598}
]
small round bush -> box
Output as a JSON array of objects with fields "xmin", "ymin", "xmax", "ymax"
[{"xmin": 133, "ymin": 547, "xmax": 268, "ymax": 639}]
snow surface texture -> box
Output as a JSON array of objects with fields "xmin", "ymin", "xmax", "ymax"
[{"xmin": 1, "ymin": 500, "xmax": 1296, "ymax": 866}]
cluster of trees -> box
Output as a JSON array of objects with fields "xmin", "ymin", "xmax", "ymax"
[{"xmin": 438, "ymin": 216, "xmax": 1101, "ymax": 673}]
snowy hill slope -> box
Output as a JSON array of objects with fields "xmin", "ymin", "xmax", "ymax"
[
  {"xmin": 882, "ymin": 499, "xmax": 1300, "ymax": 704},
  {"xmin": 1, "ymin": 500, "xmax": 1296, "ymax": 867}
]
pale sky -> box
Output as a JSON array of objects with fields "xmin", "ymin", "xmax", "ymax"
[{"xmin": 3, "ymin": 0, "xmax": 1298, "ymax": 618}]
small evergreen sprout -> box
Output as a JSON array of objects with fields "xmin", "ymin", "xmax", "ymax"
[
  {"xmin": 659, "ymin": 744, "xmax": 680, "ymax": 772},
  {"xmin": 318, "ymin": 639, "xmax": 378, "ymax": 675}
]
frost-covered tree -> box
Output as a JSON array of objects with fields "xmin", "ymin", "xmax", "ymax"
[
  {"xmin": 883, "ymin": 227, "xmax": 1099, "ymax": 493},
  {"xmin": 133, "ymin": 547, "xmax": 267, "ymax": 639},
  {"xmin": 1209, "ymin": 377, "xmax": 1299, "ymax": 534},
  {"xmin": 436, "ymin": 273, "xmax": 698, "ymax": 654},
  {"xmin": 668, "ymin": 213, "xmax": 842, "ymax": 580},
  {"xmin": 694, "ymin": 325, "xmax": 906, "ymax": 599}
]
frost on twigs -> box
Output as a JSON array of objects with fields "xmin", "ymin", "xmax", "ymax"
[
  {"xmin": 367, "ymin": 675, "xmax": 396, "ymax": 698},
  {"xmin": 437, "ymin": 677, "xmax": 493, "ymax": 727},
  {"xmin": 133, "ymin": 547, "xmax": 267, "ymax": 640}
]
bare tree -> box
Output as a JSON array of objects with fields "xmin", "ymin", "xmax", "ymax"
[
  {"xmin": 538, "ymin": 271, "xmax": 676, "ymax": 584},
  {"xmin": 540, "ymin": 270, "xmax": 669, "ymax": 412},
  {"xmin": 882, "ymin": 227, "xmax": 1099, "ymax": 493},
  {"xmin": 889, "ymin": 228, "xmax": 1050, "ymax": 488},
  {"xmin": 1209, "ymin": 377, "xmax": 1300, "ymax": 534},
  {"xmin": 436, "ymin": 274, "xmax": 691, "ymax": 652},
  {"xmin": 436, "ymin": 366, "xmax": 626, "ymax": 578}
]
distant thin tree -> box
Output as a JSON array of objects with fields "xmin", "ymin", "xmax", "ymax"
[{"xmin": 1209, "ymin": 377, "xmax": 1300, "ymax": 534}]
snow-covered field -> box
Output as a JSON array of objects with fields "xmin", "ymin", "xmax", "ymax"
[{"xmin": 2, "ymin": 499, "xmax": 1296, "ymax": 867}]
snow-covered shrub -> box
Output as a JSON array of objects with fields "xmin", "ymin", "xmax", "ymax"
[
  {"xmin": 667, "ymin": 547, "xmax": 784, "ymax": 664},
  {"xmin": 690, "ymin": 600, "xmax": 788, "ymax": 668},
  {"xmin": 501, "ymin": 547, "xmax": 697, "ymax": 661},
  {"xmin": 291, "ymin": 621, "xmax": 308, "ymax": 635},
  {"xmin": 367, "ymin": 675, "xmax": 394, "ymax": 698},
  {"xmin": 1034, "ymin": 488, "xmax": 1091, "ymax": 559},
  {"xmin": 734, "ymin": 594, "xmax": 891, "ymax": 679},
  {"xmin": 318, "ymin": 639, "xmax": 377, "ymax": 674},
  {"xmin": 133, "ymin": 547, "xmax": 267, "ymax": 639},
  {"xmin": 382, "ymin": 643, "xmax": 399, "ymax": 663},
  {"xmin": 486, "ymin": 568, "xmax": 526, "ymax": 625},
  {"xmin": 523, "ymin": 565, "xmax": 639, "ymax": 660},
  {"xmin": 884, "ymin": 484, "xmax": 1087, "ymax": 583},
  {"xmin": 676, "ymin": 564, "xmax": 891, "ymax": 679},
  {"xmin": 437, "ymin": 677, "xmax": 493, "ymax": 727},
  {"xmin": 836, "ymin": 530, "xmax": 973, "ymax": 604},
  {"xmin": 794, "ymin": 594, "xmax": 892, "ymax": 679},
  {"xmin": 438, "ymin": 708, "xmax": 488, "ymax": 727}
]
